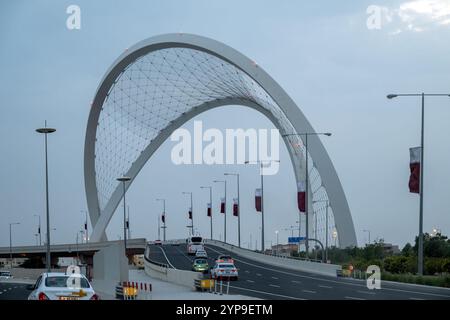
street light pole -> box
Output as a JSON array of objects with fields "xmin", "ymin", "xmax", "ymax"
[
  {"xmin": 225, "ymin": 173, "xmax": 241, "ymax": 247},
  {"xmin": 200, "ymin": 186, "xmax": 213, "ymax": 239},
  {"xmin": 282, "ymin": 132, "xmax": 331, "ymax": 258},
  {"xmin": 363, "ymin": 229, "xmax": 371, "ymax": 245},
  {"xmin": 9, "ymin": 222, "xmax": 20, "ymax": 269},
  {"xmin": 213, "ymin": 180, "xmax": 227, "ymax": 243},
  {"xmin": 387, "ymin": 92, "xmax": 450, "ymax": 275},
  {"xmin": 182, "ymin": 192, "xmax": 194, "ymax": 236},
  {"xmin": 156, "ymin": 199, "xmax": 166, "ymax": 241},
  {"xmin": 117, "ymin": 176, "xmax": 131, "ymax": 256},
  {"xmin": 36, "ymin": 122, "xmax": 56, "ymax": 272},
  {"xmin": 34, "ymin": 214, "xmax": 42, "ymax": 246}
]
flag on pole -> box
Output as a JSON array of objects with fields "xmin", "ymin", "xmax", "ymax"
[
  {"xmin": 297, "ymin": 181, "xmax": 306, "ymax": 213},
  {"xmin": 409, "ymin": 147, "xmax": 421, "ymax": 194},
  {"xmin": 255, "ymin": 188, "xmax": 262, "ymax": 212},
  {"xmin": 161, "ymin": 213, "xmax": 165, "ymax": 223},
  {"xmin": 207, "ymin": 203, "xmax": 212, "ymax": 217},
  {"xmin": 188, "ymin": 207, "xmax": 192, "ymax": 220},
  {"xmin": 233, "ymin": 198, "xmax": 239, "ymax": 217},
  {"xmin": 220, "ymin": 197, "xmax": 225, "ymax": 214}
]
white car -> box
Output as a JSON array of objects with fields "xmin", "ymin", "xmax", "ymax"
[
  {"xmin": 195, "ymin": 249, "xmax": 208, "ymax": 258},
  {"xmin": 27, "ymin": 272, "xmax": 99, "ymax": 300},
  {"xmin": 0, "ymin": 271, "xmax": 13, "ymax": 280},
  {"xmin": 210, "ymin": 262, "xmax": 238, "ymax": 280}
]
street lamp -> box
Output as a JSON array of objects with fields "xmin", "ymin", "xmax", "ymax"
[
  {"xmin": 282, "ymin": 132, "xmax": 331, "ymax": 258},
  {"xmin": 245, "ymin": 160, "xmax": 281, "ymax": 252},
  {"xmin": 213, "ymin": 180, "xmax": 227, "ymax": 243},
  {"xmin": 36, "ymin": 122, "xmax": 56, "ymax": 272},
  {"xmin": 363, "ymin": 229, "xmax": 371, "ymax": 245},
  {"xmin": 33, "ymin": 214, "xmax": 42, "ymax": 246},
  {"xmin": 156, "ymin": 198, "xmax": 166, "ymax": 241},
  {"xmin": 182, "ymin": 192, "xmax": 194, "ymax": 236},
  {"xmin": 81, "ymin": 210, "xmax": 88, "ymax": 243},
  {"xmin": 117, "ymin": 176, "xmax": 131, "ymax": 255},
  {"xmin": 275, "ymin": 230, "xmax": 279, "ymax": 256},
  {"xmin": 200, "ymin": 186, "xmax": 213, "ymax": 239},
  {"xmin": 387, "ymin": 92, "xmax": 450, "ymax": 275},
  {"xmin": 224, "ymin": 173, "xmax": 241, "ymax": 247},
  {"xmin": 9, "ymin": 222, "xmax": 20, "ymax": 269}
]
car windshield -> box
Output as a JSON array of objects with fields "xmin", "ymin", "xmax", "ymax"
[
  {"xmin": 195, "ymin": 259, "xmax": 207, "ymax": 264},
  {"xmin": 191, "ymin": 237, "xmax": 202, "ymax": 243},
  {"xmin": 45, "ymin": 276, "xmax": 90, "ymax": 288},
  {"xmin": 219, "ymin": 256, "xmax": 231, "ymax": 259},
  {"xmin": 0, "ymin": 272, "xmax": 11, "ymax": 276},
  {"xmin": 218, "ymin": 264, "xmax": 235, "ymax": 268}
]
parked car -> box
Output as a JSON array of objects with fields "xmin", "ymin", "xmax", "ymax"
[
  {"xmin": 210, "ymin": 262, "xmax": 238, "ymax": 280},
  {"xmin": 0, "ymin": 271, "xmax": 13, "ymax": 280},
  {"xmin": 27, "ymin": 272, "xmax": 99, "ymax": 300},
  {"xmin": 192, "ymin": 258, "xmax": 209, "ymax": 272},
  {"xmin": 216, "ymin": 255, "xmax": 234, "ymax": 263},
  {"xmin": 195, "ymin": 249, "xmax": 208, "ymax": 258}
]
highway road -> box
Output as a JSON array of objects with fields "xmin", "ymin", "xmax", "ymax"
[
  {"xmin": 0, "ymin": 282, "xmax": 30, "ymax": 300},
  {"xmin": 146, "ymin": 243, "xmax": 450, "ymax": 300}
]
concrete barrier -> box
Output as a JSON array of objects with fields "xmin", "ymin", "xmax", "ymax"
[{"xmin": 204, "ymin": 239, "xmax": 341, "ymax": 277}]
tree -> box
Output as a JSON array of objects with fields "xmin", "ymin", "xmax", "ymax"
[{"xmin": 402, "ymin": 243, "xmax": 414, "ymax": 257}]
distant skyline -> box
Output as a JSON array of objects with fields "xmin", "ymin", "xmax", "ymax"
[{"xmin": 1, "ymin": 0, "xmax": 450, "ymax": 249}]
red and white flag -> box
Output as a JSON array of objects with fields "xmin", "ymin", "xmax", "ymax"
[
  {"xmin": 220, "ymin": 197, "xmax": 225, "ymax": 214},
  {"xmin": 297, "ymin": 181, "xmax": 306, "ymax": 212},
  {"xmin": 255, "ymin": 188, "xmax": 262, "ymax": 212},
  {"xmin": 409, "ymin": 147, "xmax": 421, "ymax": 194},
  {"xmin": 161, "ymin": 213, "xmax": 165, "ymax": 223},
  {"xmin": 188, "ymin": 207, "xmax": 192, "ymax": 220},
  {"xmin": 233, "ymin": 198, "xmax": 239, "ymax": 217},
  {"xmin": 207, "ymin": 203, "xmax": 212, "ymax": 217}
]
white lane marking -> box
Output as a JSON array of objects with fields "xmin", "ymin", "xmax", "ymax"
[
  {"xmin": 156, "ymin": 245, "xmax": 177, "ymax": 269},
  {"xmin": 302, "ymin": 289, "xmax": 317, "ymax": 294},
  {"xmin": 292, "ymin": 280, "xmax": 302, "ymax": 284},
  {"xmin": 271, "ymin": 276, "xmax": 278, "ymax": 280},
  {"xmin": 256, "ymin": 273, "xmax": 262, "ymax": 277},
  {"xmin": 245, "ymin": 271, "xmax": 250, "ymax": 273},
  {"xmin": 345, "ymin": 296, "xmax": 366, "ymax": 300},
  {"xmin": 246, "ymin": 280, "xmax": 255, "ymax": 283},
  {"xmin": 357, "ymin": 290, "xmax": 376, "ymax": 295},
  {"xmin": 205, "ymin": 244, "xmax": 450, "ymax": 299},
  {"xmin": 175, "ymin": 246, "xmax": 195, "ymax": 263},
  {"xmin": 409, "ymin": 297, "xmax": 425, "ymax": 300},
  {"xmin": 318, "ymin": 285, "xmax": 332, "ymax": 289},
  {"xmin": 229, "ymin": 285, "xmax": 307, "ymax": 300},
  {"xmin": 269, "ymin": 284, "xmax": 280, "ymax": 288}
]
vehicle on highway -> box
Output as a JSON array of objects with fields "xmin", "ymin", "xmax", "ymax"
[
  {"xmin": 195, "ymin": 249, "xmax": 208, "ymax": 258},
  {"xmin": 192, "ymin": 258, "xmax": 209, "ymax": 272},
  {"xmin": 0, "ymin": 271, "xmax": 13, "ymax": 280},
  {"xmin": 216, "ymin": 254, "xmax": 234, "ymax": 263},
  {"xmin": 27, "ymin": 272, "xmax": 100, "ymax": 300},
  {"xmin": 154, "ymin": 239, "xmax": 162, "ymax": 245},
  {"xmin": 210, "ymin": 262, "xmax": 238, "ymax": 280},
  {"xmin": 187, "ymin": 236, "xmax": 204, "ymax": 255}
]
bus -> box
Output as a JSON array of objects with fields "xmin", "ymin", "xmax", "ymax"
[{"xmin": 187, "ymin": 236, "xmax": 204, "ymax": 255}]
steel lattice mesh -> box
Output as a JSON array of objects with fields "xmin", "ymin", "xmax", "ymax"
[{"xmin": 95, "ymin": 47, "xmax": 337, "ymax": 245}]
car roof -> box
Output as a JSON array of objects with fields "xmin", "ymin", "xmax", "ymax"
[{"xmin": 41, "ymin": 272, "xmax": 86, "ymax": 278}]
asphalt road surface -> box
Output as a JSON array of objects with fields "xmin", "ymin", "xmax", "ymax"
[
  {"xmin": 146, "ymin": 243, "xmax": 450, "ymax": 300},
  {"xmin": 0, "ymin": 282, "xmax": 30, "ymax": 300}
]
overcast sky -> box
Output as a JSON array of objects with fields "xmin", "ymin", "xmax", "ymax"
[{"xmin": 1, "ymin": 0, "xmax": 450, "ymax": 249}]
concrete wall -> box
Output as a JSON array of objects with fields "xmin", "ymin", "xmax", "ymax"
[
  {"xmin": 0, "ymin": 268, "xmax": 60, "ymax": 281},
  {"xmin": 144, "ymin": 258, "xmax": 199, "ymax": 290},
  {"xmin": 93, "ymin": 242, "xmax": 129, "ymax": 283},
  {"xmin": 204, "ymin": 239, "xmax": 341, "ymax": 277}
]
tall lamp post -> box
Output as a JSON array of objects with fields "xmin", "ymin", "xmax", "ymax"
[
  {"xmin": 156, "ymin": 198, "xmax": 167, "ymax": 241},
  {"xmin": 387, "ymin": 92, "xmax": 450, "ymax": 275},
  {"xmin": 245, "ymin": 160, "xmax": 280, "ymax": 252},
  {"xmin": 36, "ymin": 122, "xmax": 56, "ymax": 272},
  {"xmin": 81, "ymin": 210, "xmax": 88, "ymax": 243},
  {"xmin": 200, "ymin": 186, "xmax": 213, "ymax": 239},
  {"xmin": 9, "ymin": 222, "xmax": 20, "ymax": 269},
  {"xmin": 224, "ymin": 173, "xmax": 241, "ymax": 247},
  {"xmin": 182, "ymin": 192, "xmax": 194, "ymax": 236},
  {"xmin": 213, "ymin": 180, "xmax": 227, "ymax": 243},
  {"xmin": 117, "ymin": 176, "xmax": 131, "ymax": 255},
  {"xmin": 282, "ymin": 132, "xmax": 331, "ymax": 258},
  {"xmin": 363, "ymin": 229, "xmax": 371, "ymax": 246},
  {"xmin": 33, "ymin": 214, "xmax": 42, "ymax": 246}
]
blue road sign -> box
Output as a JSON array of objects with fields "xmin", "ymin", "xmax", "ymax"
[{"xmin": 288, "ymin": 237, "xmax": 306, "ymax": 243}]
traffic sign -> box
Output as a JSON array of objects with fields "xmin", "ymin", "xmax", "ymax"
[{"xmin": 288, "ymin": 237, "xmax": 306, "ymax": 244}]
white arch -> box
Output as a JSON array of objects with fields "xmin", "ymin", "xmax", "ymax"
[{"xmin": 84, "ymin": 33, "xmax": 357, "ymax": 248}]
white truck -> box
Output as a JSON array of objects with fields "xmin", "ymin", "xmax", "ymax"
[{"xmin": 187, "ymin": 236, "xmax": 204, "ymax": 255}]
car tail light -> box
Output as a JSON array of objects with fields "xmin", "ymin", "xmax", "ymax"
[
  {"xmin": 219, "ymin": 269, "xmax": 224, "ymax": 272},
  {"xmin": 90, "ymin": 293, "xmax": 100, "ymax": 300},
  {"xmin": 38, "ymin": 292, "xmax": 49, "ymax": 300},
  {"xmin": 232, "ymin": 269, "xmax": 237, "ymax": 272}
]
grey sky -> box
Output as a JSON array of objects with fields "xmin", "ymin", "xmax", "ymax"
[{"xmin": 1, "ymin": 0, "xmax": 450, "ymax": 249}]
